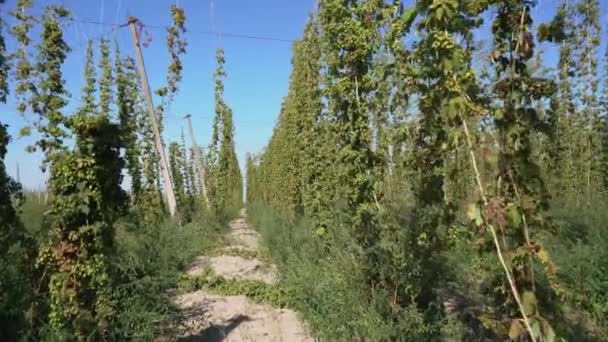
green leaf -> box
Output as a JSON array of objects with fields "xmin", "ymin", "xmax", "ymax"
[
  {"xmin": 540, "ymin": 317, "xmax": 557, "ymax": 342},
  {"xmin": 19, "ymin": 126, "xmax": 32, "ymax": 137},
  {"xmin": 466, "ymin": 203, "xmax": 484, "ymax": 227},
  {"xmin": 436, "ymin": 7, "xmax": 445, "ymax": 21},
  {"xmin": 506, "ymin": 204, "xmax": 522, "ymax": 227},
  {"xmin": 508, "ymin": 319, "xmax": 525, "ymax": 340},
  {"xmin": 78, "ymin": 204, "xmax": 90, "ymax": 215},
  {"xmin": 522, "ymin": 291, "xmax": 537, "ymax": 316},
  {"xmin": 401, "ymin": 7, "xmax": 418, "ymax": 30},
  {"xmin": 494, "ymin": 108, "xmax": 504, "ymax": 120},
  {"xmin": 536, "ymin": 245, "xmax": 556, "ymax": 274}
]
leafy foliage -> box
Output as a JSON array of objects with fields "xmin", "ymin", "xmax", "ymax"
[
  {"xmin": 109, "ymin": 211, "xmax": 227, "ymax": 339},
  {"xmin": 31, "ymin": 5, "xmax": 71, "ymax": 157},
  {"xmin": 116, "ymin": 50, "xmax": 142, "ymax": 201},
  {"xmin": 41, "ymin": 95, "xmax": 127, "ymax": 336},
  {"xmin": 156, "ymin": 4, "xmax": 187, "ymax": 105},
  {"xmin": 207, "ymin": 49, "xmax": 242, "ymax": 216},
  {"xmin": 78, "ymin": 40, "xmax": 97, "ymax": 116},
  {"xmin": 10, "ymin": 0, "xmax": 36, "ymax": 116},
  {"xmin": 98, "ymin": 38, "xmax": 113, "ymax": 117},
  {"xmin": 248, "ymin": 204, "xmax": 433, "ymax": 341},
  {"xmin": 0, "ymin": 124, "xmax": 36, "ymax": 340},
  {"xmin": 247, "ymin": 0, "xmax": 608, "ymax": 340},
  {"xmin": 168, "ymin": 138, "xmax": 198, "ymax": 221},
  {"xmin": 178, "ymin": 268, "xmax": 292, "ymax": 308}
]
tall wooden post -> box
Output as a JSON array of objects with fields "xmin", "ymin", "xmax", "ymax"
[
  {"xmin": 184, "ymin": 114, "xmax": 210, "ymax": 208},
  {"xmin": 128, "ymin": 17, "xmax": 177, "ymax": 217}
]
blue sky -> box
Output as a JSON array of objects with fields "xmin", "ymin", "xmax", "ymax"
[{"xmin": 1, "ymin": 0, "xmax": 605, "ymax": 190}]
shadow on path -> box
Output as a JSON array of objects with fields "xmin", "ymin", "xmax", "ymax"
[{"xmin": 177, "ymin": 314, "xmax": 252, "ymax": 342}]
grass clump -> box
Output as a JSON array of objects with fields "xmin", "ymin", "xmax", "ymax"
[
  {"xmin": 178, "ymin": 267, "xmax": 291, "ymax": 308},
  {"xmin": 441, "ymin": 201, "xmax": 608, "ymax": 341},
  {"xmin": 107, "ymin": 209, "xmax": 228, "ymax": 339},
  {"xmin": 247, "ymin": 204, "xmax": 432, "ymax": 341},
  {"xmin": 542, "ymin": 203, "xmax": 608, "ymax": 338}
]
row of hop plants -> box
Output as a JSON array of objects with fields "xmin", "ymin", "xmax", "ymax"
[{"xmin": 247, "ymin": 0, "xmax": 608, "ymax": 340}]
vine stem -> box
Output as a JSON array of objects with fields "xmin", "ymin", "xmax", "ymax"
[
  {"xmin": 489, "ymin": 131, "xmax": 536, "ymax": 292},
  {"xmin": 460, "ymin": 115, "xmax": 537, "ymax": 342},
  {"xmin": 505, "ymin": 168, "xmax": 536, "ymax": 292}
]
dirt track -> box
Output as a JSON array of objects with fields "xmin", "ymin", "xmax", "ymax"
[{"xmin": 174, "ymin": 209, "xmax": 313, "ymax": 342}]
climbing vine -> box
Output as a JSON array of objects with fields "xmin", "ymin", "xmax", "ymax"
[
  {"xmin": 137, "ymin": 90, "xmax": 164, "ymax": 225},
  {"xmin": 116, "ymin": 49, "xmax": 143, "ymax": 201},
  {"xmin": 26, "ymin": 6, "xmax": 127, "ymax": 336},
  {"xmin": 10, "ymin": 0, "xmax": 36, "ymax": 117},
  {"xmin": 546, "ymin": 1, "xmax": 576, "ymax": 199},
  {"xmin": 208, "ymin": 49, "xmax": 242, "ymax": 215},
  {"xmin": 169, "ymin": 139, "xmax": 193, "ymax": 221},
  {"xmin": 317, "ymin": 0, "xmax": 383, "ymax": 237},
  {"xmin": 98, "ymin": 38, "xmax": 114, "ymax": 117},
  {"xmin": 573, "ymin": 0, "xmax": 601, "ymax": 204},
  {"xmin": 479, "ymin": 1, "xmax": 560, "ymax": 339},
  {"xmin": 157, "ymin": 4, "xmax": 187, "ymax": 106},
  {"xmin": 79, "ymin": 40, "xmax": 97, "ymax": 116}
]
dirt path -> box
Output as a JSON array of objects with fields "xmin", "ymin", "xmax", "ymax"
[{"xmin": 174, "ymin": 209, "xmax": 313, "ymax": 342}]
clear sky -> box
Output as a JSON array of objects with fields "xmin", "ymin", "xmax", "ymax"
[
  {"xmin": 1, "ymin": 0, "xmax": 606, "ymax": 190},
  {"xmin": 2, "ymin": 0, "xmax": 315, "ymax": 189}
]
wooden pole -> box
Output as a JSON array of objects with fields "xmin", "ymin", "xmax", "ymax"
[
  {"xmin": 128, "ymin": 17, "xmax": 177, "ymax": 217},
  {"xmin": 184, "ymin": 114, "xmax": 210, "ymax": 208}
]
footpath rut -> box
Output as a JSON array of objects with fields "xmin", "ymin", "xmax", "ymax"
[{"xmin": 174, "ymin": 209, "xmax": 313, "ymax": 342}]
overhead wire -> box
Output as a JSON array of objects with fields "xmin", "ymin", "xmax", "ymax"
[
  {"xmin": 67, "ymin": 25, "xmax": 119, "ymax": 55},
  {"xmin": 210, "ymin": 0, "xmax": 222, "ymax": 47},
  {"xmin": 64, "ymin": 17, "xmax": 296, "ymax": 43},
  {"xmin": 113, "ymin": 0, "xmax": 123, "ymax": 41},
  {"xmin": 99, "ymin": 0, "xmax": 105, "ymax": 35},
  {"xmin": 68, "ymin": 13, "xmax": 90, "ymax": 61}
]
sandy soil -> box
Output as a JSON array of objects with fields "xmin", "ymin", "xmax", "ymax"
[
  {"xmin": 186, "ymin": 255, "xmax": 277, "ymax": 284},
  {"xmin": 175, "ymin": 292, "xmax": 312, "ymax": 342}
]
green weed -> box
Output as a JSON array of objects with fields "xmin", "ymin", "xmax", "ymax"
[
  {"xmin": 107, "ymin": 209, "xmax": 229, "ymax": 339},
  {"xmin": 247, "ymin": 204, "xmax": 432, "ymax": 341},
  {"xmin": 178, "ymin": 268, "xmax": 292, "ymax": 308}
]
